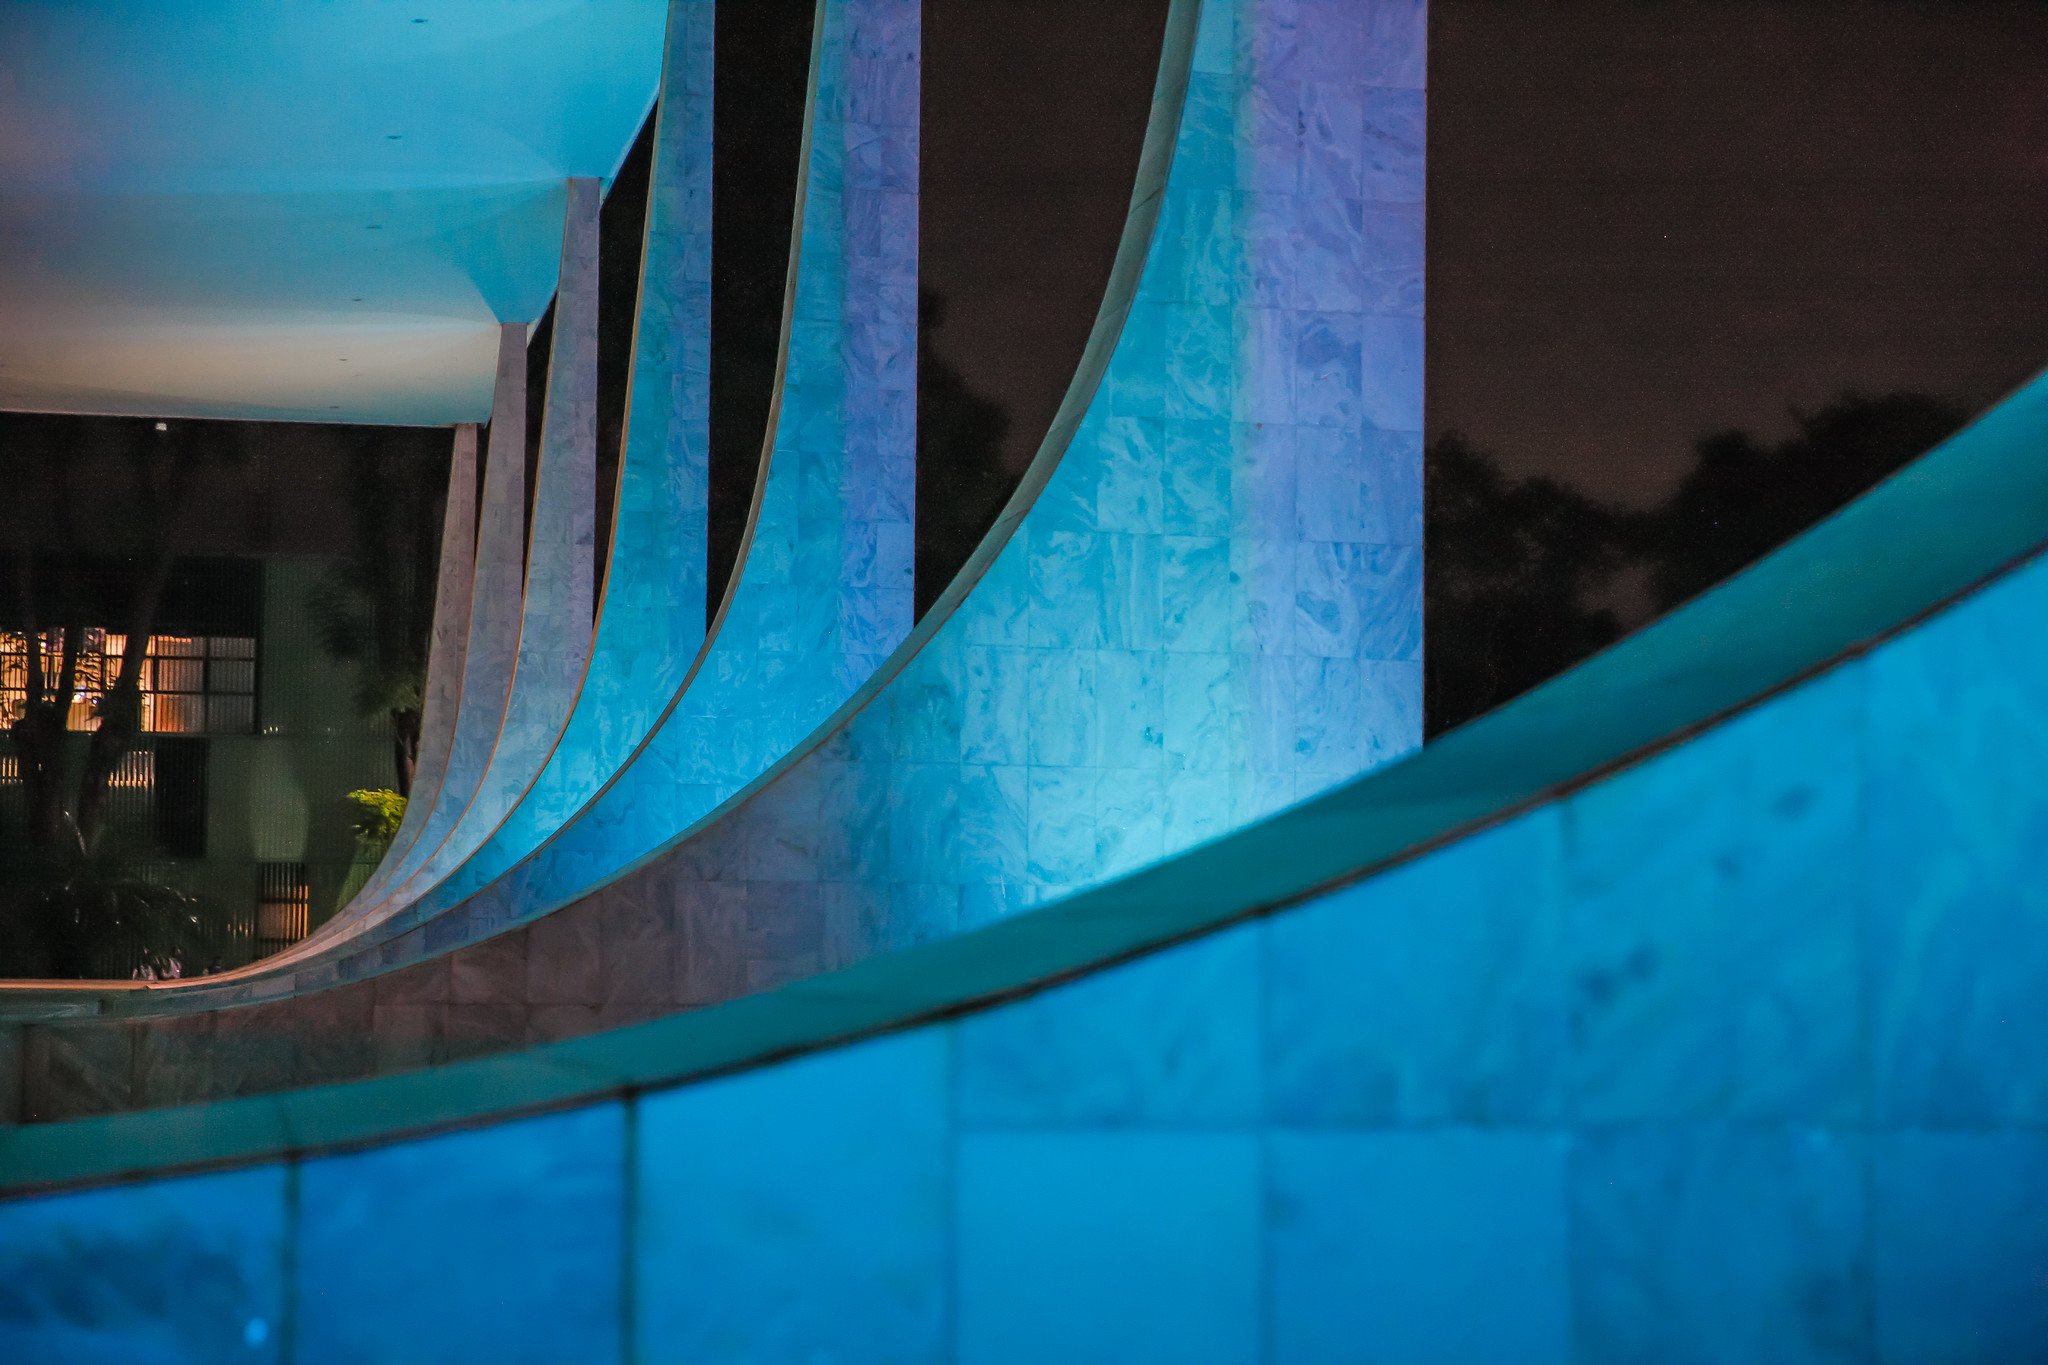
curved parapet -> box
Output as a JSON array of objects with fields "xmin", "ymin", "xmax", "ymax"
[{"xmin": 0, "ymin": 369, "xmax": 2042, "ymax": 1357}]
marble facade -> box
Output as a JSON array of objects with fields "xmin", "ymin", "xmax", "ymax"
[{"xmin": 4, "ymin": 524, "xmax": 2048, "ymax": 1354}]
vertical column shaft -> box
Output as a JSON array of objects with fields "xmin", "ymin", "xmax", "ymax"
[
  {"xmin": 398, "ymin": 325, "xmax": 528, "ymax": 876},
  {"xmin": 380, "ymin": 178, "xmax": 602, "ymax": 908},
  {"xmin": 327, "ymin": 422, "xmax": 477, "ymax": 917}
]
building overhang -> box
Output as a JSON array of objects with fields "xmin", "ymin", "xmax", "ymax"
[{"xmin": 0, "ymin": 0, "xmax": 665, "ymax": 426}]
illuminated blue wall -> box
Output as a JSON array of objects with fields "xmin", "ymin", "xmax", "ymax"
[{"xmin": 4, "ymin": 532, "xmax": 2044, "ymax": 1358}]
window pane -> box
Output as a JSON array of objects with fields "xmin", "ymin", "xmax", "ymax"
[
  {"xmin": 112, "ymin": 750, "xmax": 155, "ymax": 789},
  {"xmin": 205, "ymin": 694, "xmax": 254, "ymax": 735},
  {"xmin": 154, "ymin": 658, "xmax": 203, "ymax": 692},
  {"xmin": 209, "ymin": 637, "xmax": 256, "ymax": 661},
  {"xmin": 151, "ymin": 635, "xmax": 204, "ymax": 658},
  {"xmin": 150, "ymin": 694, "xmax": 203, "ymax": 734},
  {"xmin": 210, "ymin": 659, "xmax": 256, "ymax": 694}
]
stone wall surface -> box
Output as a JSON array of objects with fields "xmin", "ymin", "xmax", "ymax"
[{"xmin": 2, "ymin": 529, "xmax": 2044, "ymax": 1359}]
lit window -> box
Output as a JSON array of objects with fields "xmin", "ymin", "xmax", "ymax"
[
  {"xmin": 0, "ymin": 630, "xmax": 257, "ymax": 735},
  {"xmin": 256, "ymin": 862, "xmax": 312, "ymax": 952}
]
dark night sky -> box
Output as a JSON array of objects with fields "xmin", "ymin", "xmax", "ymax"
[{"xmin": 924, "ymin": 0, "xmax": 2048, "ymax": 507}]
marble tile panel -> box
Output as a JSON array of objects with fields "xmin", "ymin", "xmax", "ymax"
[
  {"xmin": 957, "ymin": 924, "xmax": 1262, "ymax": 1127},
  {"xmin": 1871, "ymin": 1130, "xmax": 2048, "ymax": 1362},
  {"xmin": 1358, "ymin": 312, "xmax": 1423, "ymax": 431},
  {"xmin": 956, "ymin": 1132, "xmax": 1262, "ymax": 1364},
  {"xmin": 372, "ymin": 954, "xmax": 448, "ymax": 1008},
  {"xmin": 1564, "ymin": 671, "xmax": 1866, "ymax": 1124},
  {"xmin": 600, "ymin": 885, "xmax": 675, "ymax": 1007},
  {"xmin": 1864, "ymin": 557, "xmax": 2048, "ymax": 1125},
  {"xmin": 291, "ymin": 982, "xmax": 375, "ymax": 1088},
  {"xmin": 133, "ymin": 1010, "xmax": 215, "ymax": 1110},
  {"xmin": 1292, "ymin": 197, "xmax": 1368, "ymax": 316},
  {"xmin": 1025, "ymin": 766, "xmax": 1100, "ymax": 892},
  {"xmin": 296, "ymin": 1105, "xmax": 625, "ymax": 1364},
  {"xmin": 1570, "ymin": 1125, "xmax": 1869, "ymax": 1364},
  {"xmin": 635, "ymin": 1032, "xmax": 948, "ymax": 1362},
  {"xmin": 526, "ymin": 1003, "xmax": 602, "ymax": 1044},
  {"xmin": 1358, "ymin": 201, "xmax": 1425, "ymax": 317},
  {"xmin": 25, "ymin": 1021, "xmax": 132, "ymax": 1120},
  {"xmin": 369, "ymin": 1004, "xmax": 443, "ymax": 1075},
  {"xmin": 1268, "ymin": 1130, "xmax": 1569, "ymax": 1364},
  {"xmin": 1293, "ymin": 307, "xmax": 1365, "ymax": 429},
  {"xmin": 448, "ymin": 926, "xmax": 528, "ymax": 1005},
  {"xmin": 0, "ymin": 1165, "xmax": 288, "ymax": 1364},
  {"xmin": 1357, "ymin": 0, "xmax": 1429, "ymax": 89},
  {"xmin": 1266, "ymin": 810, "xmax": 1568, "ymax": 1125},
  {"xmin": 673, "ymin": 880, "xmax": 750, "ymax": 1005},
  {"xmin": 525, "ymin": 899, "xmax": 603, "ymax": 1005},
  {"xmin": 1358, "ymin": 86, "xmax": 1425, "ymax": 203},
  {"xmin": 1094, "ymin": 765, "xmax": 1169, "ymax": 879},
  {"xmin": 1293, "ymin": 540, "xmax": 1422, "ymax": 660},
  {"xmin": 1299, "ymin": 79, "xmax": 1366, "ymax": 202}
]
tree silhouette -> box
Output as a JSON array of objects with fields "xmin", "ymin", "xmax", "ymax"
[
  {"xmin": 1639, "ymin": 390, "xmax": 1967, "ymax": 612},
  {"xmin": 305, "ymin": 425, "xmax": 444, "ymax": 794},
  {"xmin": 0, "ymin": 413, "xmax": 239, "ymax": 852},
  {"xmin": 1424, "ymin": 433, "xmax": 1632, "ymax": 736},
  {"xmin": 1424, "ymin": 389, "xmax": 1971, "ymax": 737}
]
